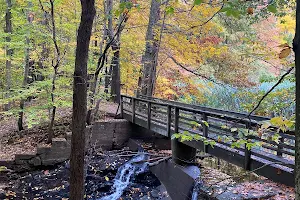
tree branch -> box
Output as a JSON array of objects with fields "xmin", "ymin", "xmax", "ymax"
[
  {"xmin": 167, "ymin": 54, "xmax": 224, "ymax": 85},
  {"xmin": 188, "ymin": 0, "xmax": 224, "ymax": 30},
  {"xmin": 248, "ymin": 67, "xmax": 294, "ymax": 117}
]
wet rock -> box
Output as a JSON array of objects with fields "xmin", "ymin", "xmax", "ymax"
[
  {"xmin": 6, "ymin": 150, "xmax": 170, "ymax": 200},
  {"xmin": 151, "ymin": 189, "xmax": 160, "ymax": 198},
  {"xmin": 29, "ymin": 156, "xmax": 41, "ymax": 166},
  {"xmin": 140, "ymin": 196, "xmax": 151, "ymax": 200},
  {"xmin": 0, "ymin": 191, "xmax": 5, "ymax": 199}
]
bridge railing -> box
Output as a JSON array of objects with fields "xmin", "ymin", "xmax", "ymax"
[{"xmin": 120, "ymin": 94, "xmax": 295, "ymax": 186}]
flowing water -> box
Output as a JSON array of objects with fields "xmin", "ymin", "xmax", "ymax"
[
  {"xmin": 191, "ymin": 179, "xmax": 203, "ymax": 200},
  {"xmin": 99, "ymin": 153, "xmax": 149, "ymax": 200}
]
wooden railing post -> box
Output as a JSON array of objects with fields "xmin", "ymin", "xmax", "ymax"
[
  {"xmin": 120, "ymin": 96, "xmax": 123, "ymax": 118},
  {"xmin": 202, "ymin": 113, "xmax": 208, "ymax": 153},
  {"xmin": 147, "ymin": 101, "xmax": 151, "ymax": 129},
  {"xmin": 244, "ymin": 122, "xmax": 251, "ymax": 170},
  {"xmin": 132, "ymin": 98, "xmax": 136, "ymax": 123},
  {"xmin": 174, "ymin": 107, "xmax": 179, "ymax": 133},
  {"xmin": 167, "ymin": 105, "xmax": 171, "ymax": 137},
  {"xmin": 277, "ymin": 135, "xmax": 284, "ymax": 157},
  {"xmin": 172, "ymin": 106, "xmax": 196, "ymax": 165}
]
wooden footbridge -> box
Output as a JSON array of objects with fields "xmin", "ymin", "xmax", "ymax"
[{"xmin": 120, "ymin": 94, "xmax": 295, "ymax": 186}]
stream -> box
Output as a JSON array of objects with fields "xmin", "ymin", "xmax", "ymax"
[
  {"xmin": 98, "ymin": 154, "xmax": 149, "ymax": 200},
  {"xmin": 2, "ymin": 150, "xmax": 171, "ymax": 199}
]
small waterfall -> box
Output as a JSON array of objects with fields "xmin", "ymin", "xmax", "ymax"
[
  {"xmin": 191, "ymin": 179, "xmax": 203, "ymax": 200},
  {"xmin": 99, "ymin": 153, "xmax": 148, "ymax": 200}
]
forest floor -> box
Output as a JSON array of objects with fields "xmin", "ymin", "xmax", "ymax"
[
  {"xmin": 199, "ymin": 158, "xmax": 295, "ymax": 200},
  {"xmin": 0, "ymin": 101, "xmax": 120, "ymax": 161},
  {"xmin": 0, "ymin": 107, "xmax": 72, "ymax": 161}
]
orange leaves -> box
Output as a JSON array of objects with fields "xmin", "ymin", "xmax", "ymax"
[
  {"xmin": 278, "ymin": 43, "xmax": 292, "ymax": 59},
  {"xmin": 279, "ymin": 47, "xmax": 291, "ymax": 59},
  {"xmin": 247, "ymin": 7, "xmax": 254, "ymax": 15}
]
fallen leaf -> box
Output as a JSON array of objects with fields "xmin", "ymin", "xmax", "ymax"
[
  {"xmin": 279, "ymin": 48, "xmax": 291, "ymax": 59},
  {"xmin": 247, "ymin": 7, "xmax": 254, "ymax": 15}
]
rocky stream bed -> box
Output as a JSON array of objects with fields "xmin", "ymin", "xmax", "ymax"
[{"xmin": 0, "ymin": 150, "xmax": 171, "ymax": 200}]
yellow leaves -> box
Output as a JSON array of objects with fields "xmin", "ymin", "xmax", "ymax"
[
  {"xmin": 278, "ymin": 15, "xmax": 295, "ymax": 34},
  {"xmin": 5, "ymin": 191, "xmax": 16, "ymax": 197},
  {"xmin": 270, "ymin": 117, "xmax": 284, "ymax": 126},
  {"xmin": 104, "ymin": 176, "xmax": 110, "ymax": 181},
  {"xmin": 207, "ymin": 82, "xmax": 215, "ymax": 88},
  {"xmin": 268, "ymin": 117, "xmax": 294, "ymax": 132},
  {"xmin": 0, "ymin": 166, "xmax": 7, "ymax": 172},
  {"xmin": 278, "ymin": 47, "xmax": 291, "ymax": 59}
]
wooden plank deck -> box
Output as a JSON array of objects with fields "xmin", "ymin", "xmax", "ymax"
[{"xmin": 120, "ymin": 95, "xmax": 295, "ymax": 187}]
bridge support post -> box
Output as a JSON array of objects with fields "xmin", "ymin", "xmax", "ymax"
[
  {"xmin": 244, "ymin": 122, "xmax": 252, "ymax": 170},
  {"xmin": 277, "ymin": 133, "xmax": 284, "ymax": 157},
  {"xmin": 172, "ymin": 107, "xmax": 196, "ymax": 165},
  {"xmin": 172, "ymin": 139, "xmax": 197, "ymax": 165}
]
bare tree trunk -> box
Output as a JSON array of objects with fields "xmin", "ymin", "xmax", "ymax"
[
  {"xmin": 294, "ymin": 0, "xmax": 300, "ymax": 198},
  {"xmin": 110, "ymin": 44, "xmax": 121, "ymax": 103},
  {"xmin": 4, "ymin": 0, "xmax": 12, "ymax": 111},
  {"xmin": 110, "ymin": 0, "xmax": 128, "ymax": 104},
  {"xmin": 138, "ymin": 0, "xmax": 161, "ymax": 97},
  {"xmin": 86, "ymin": 0, "xmax": 108, "ymax": 125},
  {"xmin": 70, "ymin": 0, "xmax": 95, "ymax": 199},
  {"xmin": 104, "ymin": 65, "xmax": 111, "ymax": 94},
  {"xmin": 86, "ymin": 0, "xmax": 128, "ymax": 123},
  {"xmin": 18, "ymin": 5, "xmax": 33, "ymax": 131},
  {"xmin": 47, "ymin": 0, "xmax": 61, "ymax": 143}
]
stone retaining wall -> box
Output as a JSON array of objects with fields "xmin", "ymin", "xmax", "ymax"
[
  {"xmin": 13, "ymin": 138, "xmax": 70, "ymax": 171},
  {"xmin": 87, "ymin": 119, "xmax": 132, "ymax": 150},
  {"xmin": 0, "ymin": 119, "xmax": 132, "ymax": 171}
]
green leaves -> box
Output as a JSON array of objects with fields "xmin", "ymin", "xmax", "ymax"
[
  {"xmin": 267, "ymin": 4, "xmax": 277, "ymax": 14},
  {"xmin": 115, "ymin": 2, "xmax": 133, "ymax": 16},
  {"xmin": 171, "ymin": 131, "xmax": 215, "ymax": 147},
  {"xmin": 202, "ymin": 120, "xmax": 209, "ymax": 127},
  {"xmin": 220, "ymin": 7, "xmax": 241, "ymax": 18},
  {"xmin": 165, "ymin": 6, "xmax": 174, "ymax": 15},
  {"xmin": 193, "ymin": 0, "xmax": 203, "ymax": 6}
]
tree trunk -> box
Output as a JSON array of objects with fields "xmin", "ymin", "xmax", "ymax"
[
  {"xmin": 294, "ymin": 0, "xmax": 300, "ymax": 198},
  {"xmin": 70, "ymin": 0, "xmax": 95, "ymax": 199},
  {"xmin": 110, "ymin": 0, "xmax": 128, "ymax": 104},
  {"xmin": 18, "ymin": 37, "xmax": 30, "ymax": 132},
  {"xmin": 47, "ymin": 0, "xmax": 61, "ymax": 143},
  {"xmin": 5, "ymin": 0, "xmax": 12, "ymax": 111},
  {"xmin": 110, "ymin": 44, "xmax": 121, "ymax": 103},
  {"xmin": 138, "ymin": 0, "xmax": 161, "ymax": 97},
  {"xmin": 18, "ymin": 3, "xmax": 33, "ymax": 131},
  {"xmin": 86, "ymin": 0, "xmax": 108, "ymax": 125},
  {"xmin": 104, "ymin": 65, "xmax": 111, "ymax": 94},
  {"xmin": 105, "ymin": 0, "xmax": 113, "ymax": 95}
]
